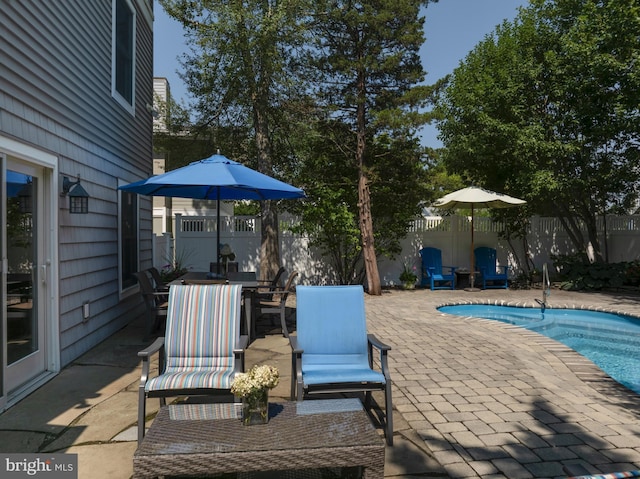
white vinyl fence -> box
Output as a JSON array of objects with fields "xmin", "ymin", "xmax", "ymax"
[{"xmin": 155, "ymin": 214, "xmax": 640, "ymax": 287}]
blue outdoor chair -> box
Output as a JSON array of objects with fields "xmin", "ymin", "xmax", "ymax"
[
  {"xmin": 290, "ymin": 285, "xmax": 393, "ymax": 445},
  {"xmin": 474, "ymin": 247, "xmax": 509, "ymax": 289},
  {"xmin": 137, "ymin": 284, "xmax": 247, "ymax": 444},
  {"xmin": 419, "ymin": 247, "xmax": 456, "ymax": 290}
]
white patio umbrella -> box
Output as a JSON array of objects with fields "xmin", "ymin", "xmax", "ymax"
[{"xmin": 433, "ymin": 186, "xmax": 526, "ymax": 289}]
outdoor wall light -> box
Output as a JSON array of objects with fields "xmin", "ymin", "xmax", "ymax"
[{"xmin": 61, "ymin": 175, "xmax": 90, "ymax": 214}]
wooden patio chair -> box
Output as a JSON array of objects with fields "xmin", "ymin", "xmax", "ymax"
[
  {"xmin": 474, "ymin": 247, "xmax": 509, "ymax": 289},
  {"xmin": 419, "ymin": 247, "xmax": 456, "ymax": 290}
]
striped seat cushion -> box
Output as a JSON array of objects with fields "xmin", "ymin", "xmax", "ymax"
[
  {"xmin": 146, "ymin": 367, "xmax": 236, "ymax": 391},
  {"xmin": 146, "ymin": 284, "xmax": 242, "ymax": 393}
]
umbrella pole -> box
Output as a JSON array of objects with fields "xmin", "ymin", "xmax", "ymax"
[
  {"xmin": 470, "ymin": 205, "xmax": 476, "ymax": 289},
  {"xmin": 216, "ymin": 189, "xmax": 221, "ymax": 268}
]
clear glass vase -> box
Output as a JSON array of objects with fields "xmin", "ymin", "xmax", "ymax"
[{"xmin": 242, "ymin": 388, "xmax": 269, "ymax": 425}]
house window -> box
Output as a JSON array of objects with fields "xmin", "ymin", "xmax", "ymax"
[
  {"xmin": 119, "ymin": 188, "xmax": 138, "ymax": 291},
  {"xmin": 112, "ymin": 0, "xmax": 136, "ymax": 110}
]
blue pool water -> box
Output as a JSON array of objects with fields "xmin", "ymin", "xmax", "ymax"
[{"xmin": 438, "ymin": 304, "xmax": 640, "ymax": 395}]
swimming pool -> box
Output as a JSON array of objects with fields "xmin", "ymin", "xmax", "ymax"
[{"xmin": 438, "ymin": 304, "xmax": 640, "ymax": 395}]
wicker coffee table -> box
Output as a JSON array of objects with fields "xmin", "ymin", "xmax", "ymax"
[{"xmin": 133, "ymin": 398, "xmax": 385, "ymax": 478}]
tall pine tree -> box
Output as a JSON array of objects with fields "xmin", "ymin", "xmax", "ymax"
[
  {"xmin": 308, "ymin": 0, "xmax": 429, "ymax": 295},
  {"xmin": 310, "ymin": 0, "xmax": 433, "ymax": 293}
]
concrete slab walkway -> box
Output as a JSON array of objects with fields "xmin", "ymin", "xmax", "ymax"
[{"xmin": 0, "ymin": 287, "xmax": 639, "ymax": 478}]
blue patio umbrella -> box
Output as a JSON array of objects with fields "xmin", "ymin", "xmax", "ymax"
[{"xmin": 119, "ymin": 153, "xmax": 305, "ymax": 263}]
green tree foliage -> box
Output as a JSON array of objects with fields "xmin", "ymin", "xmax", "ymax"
[
  {"xmin": 159, "ymin": 0, "xmax": 311, "ymax": 280},
  {"xmin": 306, "ymin": 0, "xmax": 434, "ymax": 293},
  {"xmin": 158, "ymin": 0, "xmax": 442, "ymax": 288},
  {"xmin": 288, "ymin": 120, "xmax": 430, "ymax": 284},
  {"xmin": 152, "ymin": 89, "xmax": 255, "ymax": 170},
  {"xmin": 435, "ymin": 0, "xmax": 640, "ymax": 263}
]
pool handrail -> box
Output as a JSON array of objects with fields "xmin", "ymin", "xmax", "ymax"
[{"xmin": 542, "ymin": 262, "xmax": 550, "ymax": 306}]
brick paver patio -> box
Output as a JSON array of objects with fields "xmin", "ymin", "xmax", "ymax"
[
  {"xmin": 362, "ymin": 287, "xmax": 640, "ymax": 478},
  {"xmin": 1, "ymin": 285, "xmax": 639, "ymax": 479}
]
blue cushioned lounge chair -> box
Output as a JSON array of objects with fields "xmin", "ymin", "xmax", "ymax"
[
  {"xmin": 474, "ymin": 247, "xmax": 509, "ymax": 289},
  {"xmin": 137, "ymin": 284, "xmax": 247, "ymax": 444},
  {"xmin": 290, "ymin": 285, "xmax": 393, "ymax": 445},
  {"xmin": 419, "ymin": 247, "xmax": 456, "ymax": 290}
]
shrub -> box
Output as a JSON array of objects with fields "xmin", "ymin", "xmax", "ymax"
[{"xmin": 551, "ymin": 253, "xmax": 635, "ymax": 291}]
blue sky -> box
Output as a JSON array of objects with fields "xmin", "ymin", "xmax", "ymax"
[{"xmin": 153, "ymin": 0, "xmax": 527, "ymax": 148}]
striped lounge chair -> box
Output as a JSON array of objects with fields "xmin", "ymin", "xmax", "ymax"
[{"xmin": 137, "ymin": 284, "xmax": 247, "ymax": 444}]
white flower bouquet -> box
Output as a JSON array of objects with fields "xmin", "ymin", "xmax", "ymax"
[
  {"xmin": 232, "ymin": 365, "xmax": 279, "ymax": 425},
  {"xmin": 231, "ymin": 364, "xmax": 279, "ymax": 397}
]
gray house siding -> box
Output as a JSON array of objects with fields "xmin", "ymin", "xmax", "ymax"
[{"xmin": 0, "ymin": 0, "xmax": 154, "ymax": 374}]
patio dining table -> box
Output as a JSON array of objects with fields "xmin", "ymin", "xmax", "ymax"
[{"xmin": 169, "ymin": 271, "xmax": 260, "ymax": 340}]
